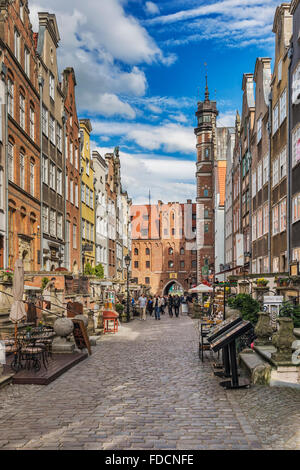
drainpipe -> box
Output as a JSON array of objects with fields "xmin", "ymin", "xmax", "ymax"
[
  {"xmin": 287, "ymin": 45, "xmax": 293, "ymax": 268},
  {"xmin": 2, "ymin": 60, "xmax": 8, "ymax": 269},
  {"xmin": 38, "ymin": 76, "xmax": 44, "ymax": 270},
  {"xmin": 62, "ymin": 112, "xmax": 67, "ymax": 269},
  {"xmin": 268, "ymin": 91, "xmax": 272, "ymax": 273}
]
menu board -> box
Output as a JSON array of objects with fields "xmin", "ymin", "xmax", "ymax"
[
  {"xmin": 72, "ymin": 319, "xmax": 92, "ymax": 355},
  {"xmin": 210, "ymin": 321, "xmax": 252, "ymax": 352},
  {"xmin": 207, "ymin": 316, "xmax": 242, "ymax": 343}
]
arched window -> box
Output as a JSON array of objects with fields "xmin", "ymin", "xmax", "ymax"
[
  {"xmin": 168, "ymin": 260, "xmax": 174, "ymax": 268},
  {"xmin": 168, "ymin": 247, "xmax": 174, "ymax": 255},
  {"xmin": 180, "ymin": 247, "xmax": 184, "ymax": 255},
  {"xmin": 134, "ymin": 248, "xmax": 138, "ymax": 255},
  {"xmin": 146, "ymin": 248, "xmax": 150, "ymax": 255},
  {"xmin": 8, "ymin": 77, "xmax": 14, "ymax": 117},
  {"xmin": 30, "ymin": 158, "xmax": 35, "ymax": 196}
]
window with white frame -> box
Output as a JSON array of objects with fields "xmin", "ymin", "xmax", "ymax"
[
  {"xmin": 8, "ymin": 142, "xmax": 14, "ymax": 182},
  {"xmin": 272, "ymin": 205, "xmax": 279, "ymax": 235},
  {"xmin": 70, "ymin": 180, "xmax": 73, "ymax": 204},
  {"xmin": 257, "ymin": 208, "xmax": 263, "ymax": 238},
  {"xmin": 81, "ymin": 183, "xmax": 85, "ymax": 202},
  {"xmin": 56, "ymin": 123, "xmax": 62, "ymax": 152},
  {"xmin": 273, "ymin": 157, "xmax": 279, "ymax": 187},
  {"xmin": 263, "ymin": 154, "xmax": 269, "ymax": 186},
  {"xmin": 73, "ymin": 224, "xmax": 77, "ymax": 249},
  {"xmin": 263, "ymin": 257, "xmax": 269, "ymax": 273},
  {"xmin": 70, "ymin": 141, "xmax": 73, "ymax": 165},
  {"xmin": 257, "ymin": 162, "xmax": 262, "ymax": 191},
  {"xmin": 257, "ymin": 116, "xmax": 262, "ymax": 143},
  {"xmin": 43, "ymin": 155, "xmax": 48, "ymax": 184},
  {"xmin": 65, "ymin": 135, "xmax": 68, "ymax": 159},
  {"xmin": 279, "ymin": 88, "xmax": 287, "ymax": 125},
  {"xmin": 292, "ymin": 126, "xmax": 300, "ymax": 167},
  {"xmin": 75, "ymin": 183, "xmax": 78, "ymax": 207},
  {"xmin": 273, "ymin": 102, "xmax": 279, "ymax": 134},
  {"xmin": 50, "ymin": 162, "xmax": 55, "ymax": 190},
  {"xmin": 263, "ymin": 204, "xmax": 269, "ymax": 235},
  {"xmin": 30, "ymin": 162, "xmax": 35, "ymax": 196},
  {"xmin": 279, "ymin": 147, "xmax": 287, "ymax": 179},
  {"xmin": 43, "ymin": 205, "xmax": 49, "ymax": 233},
  {"xmin": 293, "ymin": 248, "xmax": 300, "ymax": 261},
  {"xmin": 49, "ymin": 73, "xmax": 55, "ymax": 101},
  {"xmin": 49, "ymin": 115, "xmax": 55, "ymax": 144},
  {"xmin": 57, "ymin": 168, "xmax": 62, "ymax": 195},
  {"xmin": 91, "ymin": 224, "xmax": 94, "ymax": 242},
  {"xmin": 292, "ymin": 193, "xmax": 300, "ymax": 223},
  {"xmin": 19, "ymin": 94, "xmax": 25, "ymax": 130},
  {"xmin": 0, "ymin": 167, "xmax": 3, "ymax": 209},
  {"xmin": 292, "ymin": 63, "xmax": 300, "ymax": 105},
  {"xmin": 25, "ymin": 47, "xmax": 30, "ymax": 77},
  {"xmin": 8, "ymin": 78, "xmax": 14, "ymax": 117},
  {"xmin": 252, "ymin": 259, "xmax": 257, "ymax": 274},
  {"xmin": 278, "ymin": 59, "xmax": 282, "ymax": 82},
  {"xmin": 14, "ymin": 29, "xmax": 20, "ymax": 61},
  {"xmin": 273, "ymin": 256, "xmax": 279, "ymax": 273},
  {"xmin": 280, "ymin": 199, "xmax": 286, "ymax": 232},
  {"xmin": 252, "ymin": 169, "xmax": 256, "ymax": 197},
  {"xmin": 86, "ymin": 159, "xmax": 89, "ymax": 176},
  {"xmin": 82, "ymin": 219, "xmax": 85, "ymax": 239},
  {"xmin": 65, "ymin": 175, "xmax": 68, "ymax": 201},
  {"xmin": 86, "ymin": 186, "xmax": 89, "ymax": 206},
  {"xmin": 57, "ymin": 213, "xmax": 63, "ymax": 239},
  {"xmin": 42, "ymin": 106, "xmax": 48, "ymax": 137},
  {"xmin": 90, "ymin": 190, "xmax": 93, "ymax": 209},
  {"xmin": 252, "ymin": 212, "xmax": 257, "ymax": 241},
  {"xmin": 20, "ymin": 1, "xmax": 24, "ymax": 21},
  {"xmin": 75, "ymin": 147, "xmax": 78, "ymax": 170},
  {"xmin": 30, "ymin": 107, "xmax": 35, "ymax": 140},
  {"xmin": 50, "ymin": 210, "xmax": 56, "ymax": 237},
  {"xmin": 19, "ymin": 153, "xmax": 25, "ymax": 190}
]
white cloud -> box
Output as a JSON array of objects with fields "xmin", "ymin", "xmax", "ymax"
[
  {"xmin": 217, "ymin": 111, "xmax": 236, "ymax": 127},
  {"xmin": 152, "ymin": 0, "xmax": 278, "ymax": 49},
  {"xmin": 91, "ymin": 121, "xmax": 195, "ymax": 154},
  {"xmin": 30, "ymin": 0, "xmax": 174, "ymax": 118},
  {"xmin": 92, "ymin": 146, "xmax": 196, "ymax": 203},
  {"xmin": 145, "ymin": 2, "xmax": 160, "ymax": 16}
]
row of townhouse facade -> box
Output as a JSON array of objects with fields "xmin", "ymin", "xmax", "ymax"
[
  {"xmin": 0, "ymin": 1, "xmax": 132, "ymax": 281},
  {"xmin": 224, "ymin": 1, "xmax": 300, "ymax": 298}
]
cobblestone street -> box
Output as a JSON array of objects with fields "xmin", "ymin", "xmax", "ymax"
[{"xmin": 0, "ymin": 314, "xmax": 300, "ymax": 450}]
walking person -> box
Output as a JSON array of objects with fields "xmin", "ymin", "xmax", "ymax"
[
  {"xmin": 181, "ymin": 294, "xmax": 189, "ymax": 316},
  {"xmin": 138, "ymin": 293, "xmax": 147, "ymax": 321},
  {"xmin": 168, "ymin": 294, "xmax": 174, "ymax": 317},
  {"xmin": 154, "ymin": 295, "xmax": 162, "ymax": 320},
  {"xmin": 161, "ymin": 296, "xmax": 165, "ymax": 314},
  {"xmin": 174, "ymin": 295, "xmax": 181, "ymax": 318},
  {"xmin": 147, "ymin": 297, "xmax": 154, "ymax": 317}
]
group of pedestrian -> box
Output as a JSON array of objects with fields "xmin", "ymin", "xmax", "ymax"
[{"xmin": 137, "ymin": 293, "xmax": 190, "ymax": 321}]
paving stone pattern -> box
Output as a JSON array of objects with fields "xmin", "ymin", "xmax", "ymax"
[{"xmin": 0, "ymin": 314, "xmax": 299, "ymax": 450}]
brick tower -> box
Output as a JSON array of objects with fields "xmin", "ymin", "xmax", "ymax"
[{"xmin": 194, "ymin": 78, "xmax": 218, "ymax": 283}]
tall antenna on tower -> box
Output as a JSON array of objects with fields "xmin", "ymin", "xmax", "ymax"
[{"xmin": 148, "ymin": 189, "xmax": 151, "ymax": 207}]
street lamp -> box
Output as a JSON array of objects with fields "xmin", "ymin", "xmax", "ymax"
[{"xmin": 125, "ymin": 254, "xmax": 131, "ymax": 323}]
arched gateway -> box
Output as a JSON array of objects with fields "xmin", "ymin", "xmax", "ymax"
[{"xmin": 163, "ymin": 280, "xmax": 184, "ymax": 296}]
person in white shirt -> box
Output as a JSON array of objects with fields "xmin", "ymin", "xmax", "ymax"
[{"xmin": 138, "ymin": 294, "xmax": 147, "ymax": 321}]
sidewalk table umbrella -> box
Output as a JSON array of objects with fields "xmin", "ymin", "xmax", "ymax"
[{"xmin": 9, "ymin": 259, "xmax": 27, "ymax": 345}]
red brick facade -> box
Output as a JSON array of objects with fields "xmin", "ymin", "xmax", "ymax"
[
  {"xmin": 0, "ymin": 0, "xmax": 41, "ymax": 271},
  {"xmin": 131, "ymin": 201, "xmax": 197, "ymax": 295}
]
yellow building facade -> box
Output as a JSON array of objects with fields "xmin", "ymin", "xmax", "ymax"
[{"xmin": 80, "ymin": 119, "xmax": 96, "ymax": 269}]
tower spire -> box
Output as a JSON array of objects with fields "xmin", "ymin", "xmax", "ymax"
[{"xmin": 205, "ymin": 68, "xmax": 209, "ymax": 101}]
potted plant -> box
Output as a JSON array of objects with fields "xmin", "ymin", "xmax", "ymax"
[
  {"xmin": 115, "ymin": 303, "xmax": 126, "ymax": 322},
  {"xmin": 277, "ymin": 277, "xmax": 290, "ymax": 287},
  {"xmin": 255, "ymin": 278, "xmax": 269, "ymax": 287}
]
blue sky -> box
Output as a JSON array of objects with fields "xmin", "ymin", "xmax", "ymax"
[{"xmin": 30, "ymin": 0, "xmax": 279, "ymax": 203}]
